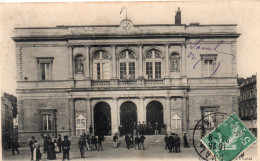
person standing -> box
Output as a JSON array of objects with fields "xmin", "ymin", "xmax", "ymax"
[
  {"xmin": 140, "ymin": 135, "xmax": 145, "ymax": 150},
  {"xmin": 155, "ymin": 122, "xmax": 159, "ymax": 135},
  {"xmin": 62, "ymin": 135, "xmax": 71, "ymax": 161},
  {"xmin": 33, "ymin": 142, "xmax": 41, "ymax": 161},
  {"xmin": 125, "ymin": 134, "xmax": 130, "ymax": 149},
  {"xmin": 134, "ymin": 134, "xmax": 140, "ymax": 150},
  {"xmin": 86, "ymin": 135, "xmax": 91, "ymax": 151},
  {"xmin": 91, "ymin": 135, "xmax": 97, "ymax": 150},
  {"xmin": 29, "ymin": 136, "xmax": 36, "ymax": 160},
  {"xmin": 183, "ymin": 133, "xmax": 190, "ymax": 148},
  {"xmin": 175, "ymin": 134, "xmax": 181, "ymax": 153},
  {"xmin": 57, "ymin": 134, "xmax": 62, "ymax": 153},
  {"xmin": 113, "ymin": 133, "xmax": 118, "ymax": 148},
  {"xmin": 11, "ymin": 139, "xmax": 19, "ymax": 155},
  {"xmin": 89, "ymin": 125, "xmax": 93, "ymax": 136},
  {"xmin": 98, "ymin": 135, "xmax": 103, "ymax": 151},
  {"xmin": 164, "ymin": 134, "xmax": 169, "ymax": 150},
  {"xmin": 130, "ymin": 133, "xmax": 134, "ymax": 148},
  {"xmin": 78, "ymin": 135, "xmax": 86, "ymax": 158},
  {"xmin": 47, "ymin": 139, "xmax": 56, "ymax": 160},
  {"xmin": 168, "ymin": 133, "xmax": 174, "ymax": 153}
]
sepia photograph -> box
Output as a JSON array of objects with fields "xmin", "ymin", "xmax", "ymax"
[{"xmin": 0, "ymin": 1, "xmax": 259, "ymax": 161}]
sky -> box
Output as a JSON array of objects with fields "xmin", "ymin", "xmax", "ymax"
[{"xmin": 0, "ymin": 1, "xmax": 259, "ymax": 95}]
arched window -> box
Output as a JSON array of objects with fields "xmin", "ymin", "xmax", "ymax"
[
  {"xmin": 170, "ymin": 53, "xmax": 180, "ymax": 72},
  {"xmin": 118, "ymin": 49, "xmax": 136, "ymax": 80},
  {"xmin": 145, "ymin": 49, "xmax": 162, "ymax": 79},
  {"xmin": 92, "ymin": 50, "xmax": 110, "ymax": 80},
  {"xmin": 75, "ymin": 54, "xmax": 84, "ymax": 73}
]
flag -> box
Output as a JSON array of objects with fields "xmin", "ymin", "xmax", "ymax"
[{"xmin": 120, "ymin": 7, "xmax": 126, "ymax": 14}]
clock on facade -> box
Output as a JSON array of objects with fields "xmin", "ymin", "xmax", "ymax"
[{"xmin": 121, "ymin": 20, "xmax": 132, "ymax": 31}]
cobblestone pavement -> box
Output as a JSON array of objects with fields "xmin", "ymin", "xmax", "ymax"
[{"xmin": 2, "ymin": 139, "xmax": 257, "ymax": 161}]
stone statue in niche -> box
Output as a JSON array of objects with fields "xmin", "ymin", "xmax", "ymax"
[
  {"xmin": 75, "ymin": 56, "xmax": 84, "ymax": 73},
  {"xmin": 172, "ymin": 59, "xmax": 179, "ymax": 71}
]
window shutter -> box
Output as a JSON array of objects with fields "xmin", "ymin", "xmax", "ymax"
[
  {"xmin": 93, "ymin": 63, "xmax": 97, "ymax": 80},
  {"xmin": 102, "ymin": 62, "xmax": 110, "ymax": 79}
]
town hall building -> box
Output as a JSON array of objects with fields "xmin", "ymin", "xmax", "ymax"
[{"xmin": 13, "ymin": 10, "xmax": 240, "ymax": 140}]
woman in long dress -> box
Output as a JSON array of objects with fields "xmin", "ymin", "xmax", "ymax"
[
  {"xmin": 47, "ymin": 139, "xmax": 56, "ymax": 160},
  {"xmin": 33, "ymin": 142, "xmax": 41, "ymax": 161}
]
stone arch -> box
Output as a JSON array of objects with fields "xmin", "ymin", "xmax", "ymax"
[
  {"xmin": 144, "ymin": 47, "xmax": 164, "ymax": 58},
  {"xmin": 91, "ymin": 49, "xmax": 111, "ymax": 59},
  {"xmin": 93, "ymin": 101, "xmax": 111, "ymax": 136},
  {"xmin": 116, "ymin": 47, "xmax": 137, "ymax": 59}
]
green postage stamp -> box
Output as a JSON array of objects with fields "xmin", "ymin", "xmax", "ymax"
[{"xmin": 201, "ymin": 113, "xmax": 257, "ymax": 161}]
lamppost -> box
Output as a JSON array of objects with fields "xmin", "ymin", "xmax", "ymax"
[{"xmin": 53, "ymin": 109, "xmax": 58, "ymax": 138}]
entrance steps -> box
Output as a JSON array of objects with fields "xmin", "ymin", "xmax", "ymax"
[{"xmin": 69, "ymin": 135, "xmax": 167, "ymax": 147}]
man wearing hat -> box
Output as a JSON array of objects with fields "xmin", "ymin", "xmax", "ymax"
[
  {"xmin": 29, "ymin": 136, "xmax": 36, "ymax": 160},
  {"xmin": 62, "ymin": 135, "xmax": 71, "ymax": 161},
  {"xmin": 57, "ymin": 134, "xmax": 62, "ymax": 153},
  {"xmin": 78, "ymin": 135, "xmax": 86, "ymax": 158}
]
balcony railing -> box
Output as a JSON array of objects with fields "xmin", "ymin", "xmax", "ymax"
[
  {"xmin": 145, "ymin": 79, "xmax": 164, "ymax": 85},
  {"xmin": 91, "ymin": 80, "xmax": 111, "ymax": 86},
  {"xmin": 118, "ymin": 79, "xmax": 137, "ymax": 86}
]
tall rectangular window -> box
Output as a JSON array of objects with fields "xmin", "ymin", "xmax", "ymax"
[
  {"xmin": 43, "ymin": 114, "xmax": 52, "ymax": 131},
  {"xmin": 155, "ymin": 62, "xmax": 161, "ymax": 79},
  {"xmin": 128, "ymin": 62, "xmax": 135, "ymax": 79},
  {"xmin": 41, "ymin": 63, "xmax": 50, "ymax": 80},
  {"xmin": 97, "ymin": 63, "xmax": 101, "ymax": 80},
  {"xmin": 120, "ymin": 63, "xmax": 127, "ymax": 79},
  {"xmin": 37, "ymin": 57, "xmax": 54, "ymax": 81},
  {"xmin": 203, "ymin": 59, "xmax": 213, "ymax": 77},
  {"xmin": 146, "ymin": 62, "xmax": 153, "ymax": 79}
]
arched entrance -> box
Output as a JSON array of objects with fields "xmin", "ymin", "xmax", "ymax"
[
  {"xmin": 120, "ymin": 101, "xmax": 137, "ymax": 135},
  {"xmin": 146, "ymin": 101, "xmax": 164, "ymax": 135},
  {"xmin": 94, "ymin": 102, "xmax": 111, "ymax": 136}
]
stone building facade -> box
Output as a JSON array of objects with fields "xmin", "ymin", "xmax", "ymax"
[
  {"xmin": 238, "ymin": 75, "xmax": 257, "ymax": 135},
  {"xmin": 13, "ymin": 11, "xmax": 240, "ymax": 140}
]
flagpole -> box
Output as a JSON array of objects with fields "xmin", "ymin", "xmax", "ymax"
[{"xmin": 126, "ymin": 8, "xmax": 127, "ymax": 20}]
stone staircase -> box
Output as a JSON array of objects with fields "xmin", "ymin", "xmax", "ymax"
[{"xmin": 69, "ymin": 135, "xmax": 166, "ymax": 147}]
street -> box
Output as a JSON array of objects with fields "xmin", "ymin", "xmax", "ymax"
[{"xmin": 2, "ymin": 136, "xmax": 257, "ymax": 161}]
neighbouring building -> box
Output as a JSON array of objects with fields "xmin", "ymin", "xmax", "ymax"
[
  {"xmin": 238, "ymin": 75, "xmax": 257, "ymax": 136},
  {"xmin": 12, "ymin": 10, "xmax": 240, "ymax": 141},
  {"xmin": 1, "ymin": 93, "xmax": 16, "ymax": 149}
]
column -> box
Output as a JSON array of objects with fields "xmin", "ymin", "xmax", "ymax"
[
  {"xmin": 181, "ymin": 44, "xmax": 186, "ymax": 77},
  {"xmin": 85, "ymin": 46, "xmax": 90, "ymax": 79},
  {"xmin": 138, "ymin": 45, "xmax": 143, "ymax": 78},
  {"xmin": 138, "ymin": 97, "xmax": 145, "ymax": 123},
  {"xmin": 86, "ymin": 98, "xmax": 92, "ymax": 132},
  {"xmin": 165, "ymin": 44, "xmax": 170, "ymax": 77},
  {"xmin": 182, "ymin": 97, "xmax": 187, "ymax": 132},
  {"xmin": 68, "ymin": 99, "xmax": 76, "ymax": 136},
  {"xmin": 112, "ymin": 45, "xmax": 117, "ymax": 79},
  {"xmin": 165, "ymin": 97, "xmax": 171, "ymax": 132},
  {"xmin": 68, "ymin": 46, "xmax": 74, "ymax": 79},
  {"xmin": 17, "ymin": 99, "xmax": 24, "ymax": 131},
  {"xmin": 111, "ymin": 97, "xmax": 119, "ymax": 135}
]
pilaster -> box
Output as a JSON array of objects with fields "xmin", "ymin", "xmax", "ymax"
[
  {"xmin": 138, "ymin": 45, "xmax": 143, "ymax": 79},
  {"xmin": 165, "ymin": 96, "xmax": 171, "ymax": 133},
  {"xmin": 111, "ymin": 97, "xmax": 119, "ymax": 135},
  {"xmin": 16, "ymin": 46, "xmax": 23, "ymax": 81},
  {"xmin": 164, "ymin": 44, "xmax": 171, "ymax": 84},
  {"xmin": 68, "ymin": 46, "xmax": 74, "ymax": 80},
  {"xmin": 68, "ymin": 98, "xmax": 76, "ymax": 136},
  {"xmin": 86, "ymin": 98, "xmax": 92, "ymax": 132},
  {"xmin": 181, "ymin": 44, "xmax": 187, "ymax": 84},
  {"xmin": 138, "ymin": 96, "xmax": 145, "ymax": 123}
]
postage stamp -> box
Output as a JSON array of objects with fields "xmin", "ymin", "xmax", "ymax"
[{"xmin": 201, "ymin": 113, "xmax": 257, "ymax": 161}]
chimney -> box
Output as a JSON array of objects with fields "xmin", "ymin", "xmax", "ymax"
[{"xmin": 175, "ymin": 7, "xmax": 181, "ymax": 25}]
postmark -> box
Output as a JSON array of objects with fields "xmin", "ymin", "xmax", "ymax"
[
  {"xmin": 201, "ymin": 113, "xmax": 256, "ymax": 161},
  {"xmin": 193, "ymin": 112, "xmax": 230, "ymax": 161}
]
